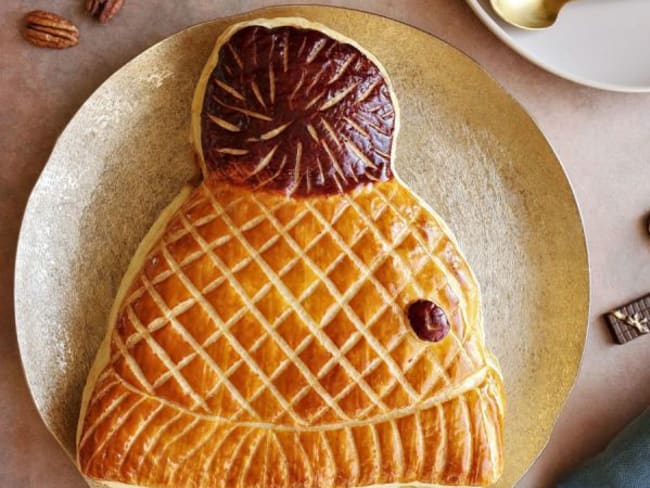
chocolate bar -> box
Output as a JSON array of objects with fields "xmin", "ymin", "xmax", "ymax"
[{"xmin": 605, "ymin": 293, "xmax": 650, "ymax": 344}]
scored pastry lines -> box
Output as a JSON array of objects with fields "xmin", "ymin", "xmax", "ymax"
[
  {"xmin": 107, "ymin": 184, "xmax": 480, "ymax": 438},
  {"xmin": 306, "ymin": 38, "xmax": 328, "ymax": 63},
  {"xmin": 282, "ymin": 31, "xmax": 289, "ymax": 73},
  {"xmin": 344, "ymin": 115, "xmax": 369, "ymax": 138},
  {"xmin": 391, "ymin": 419, "xmax": 406, "ymax": 479},
  {"xmin": 205, "ymin": 29, "xmax": 392, "ymax": 197},
  {"xmin": 356, "ymin": 78, "xmax": 383, "ymax": 104},
  {"xmin": 79, "ymin": 22, "xmax": 505, "ymax": 484},
  {"xmin": 414, "ymin": 410, "xmax": 425, "ymax": 479},
  {"xmin": 126, "ymin": 305, "xmax": 210, "ymax": 411},
  {"xmin": 213, "ymin": 96, "xmax": 272, "ymax": 121},
  {"xmin": 168, "ymin": 421, "xmax": 223, "ymax": 483},
  {"xmin": 329, "ymin": 54, "xmax": 356, "ymax": 85},
  {"xmin": 374, "ymin": 188, "xmax": 471, "ymax": 335},
  {"xmin": 204, "ymin": 192, "xmax": 395, "ymax": 418},
  {"xmin": 125, "ymin": 193, "xmax": 253, "ymax": 302},
  {"xmin": 267, "ymin": 32, "xmax": 276, "ymax": 104},
  {"xmin": 157, "ymin": 416, "xmax": 202, "ymax": 462},
  {"xmin": 268, "ymin": 62, "xmax": 276, "ymax": 105},
  {"xmin": 120, "ymin": 194, "xmax": 295, "ymax": 347},
  {"xmin": 79, "ymin": 390, "xmax": 130, "ymax": 450},
  {"xmin": 272, "ymin": 432, "xmax": 290, "ymax": 486},
  {"xmin": 114, "ymin": 184, "xmax": 475, "ymax": 426},
  {"xmin": 254, "ymin": 154, "xmax": 289, "ymax": 190},
  {"xmin": 112, "ymin": 333, "xmax": 155, "ymax": 394},
  {"xmin": 216, "ymin": 79, "xmax": 245, "ymax": 101},
  {"xmin": 319, "ymin": 116, "xmax": 342, "ymax": 149},
  {"xmin": 360, "ymin": 233, "xmax": 476, "ymax": 412},
  {"xmin": 86, "ymin": 373, "xmax": 120, "ymax": 407},
  {"xmin": 321, "ymin": 140, "xmax": 349, "ymax": 182},
  {"xmin": 319, "ymin": 430, "xmax": 337, "ymax": 479},
  {"xmin": 128, "ymin": 407, "xmax": 185, "ymax": 479},
  {"xmin": 476, "ymin": 392, "xmax": 494, "ymax": 478},
  {"xmin": 301, "ymin": 198, "xmax": 423, "ymax": 400},
  {"xmin": 250, "ymin": 80, "xmax": 267, "ymax": 110},
  {"xmin": 312, "ymin": 196, "xmax": 473, "ymax": 421},
  {"xmin": 320, "ymin": 82, "xmax": 360, "ymax": 111},
  {"xmin": 236, "ymin": 430, "xmax": 266, "ymax": 486},
  {"xmin": 260, "ymin": 198, "xmax": 427, "ymax": 423},
  {"xmin": 436, "ymin": 403, "xmax": 448, "ymax": 476},
  {"xmin": 133, "ymin": 410, "xmax": 183, "ymax": 476},
  {"xmin": 461, "ymin": 391, "xmax": 474, "ymax": 477},
  {"xmin": 82, "ymin": 396, "xmax": 147, "ymax": 471},
  {"xmin": 113, "ymin": 403, "xmax": 164, "ymax": 475},
  {"xmin": 339, "ymin": 189, "xmax": 475, "ymax": 401},
  {"xmin": 310, "ymin": 190, "xmax": 466, "ymax": 386},
  {"xmin": 307, "ymin": 274, "xmax": 424, "ymax": 424},
  {"xmin": 182, "ymin": 206, "xmax": 354, "ymax": 422},
  {"xmin": 222, "ymin": 248, "xmax": 355, "ymax": 420},
  {"xmin": 472, "ymin": 393, "xmax": 488, "ymax": 478},
  {"xmin": 117, "ymin": 196, "xmax": 351, "ymax": 413},
  {"xmin": 346, "ymin": 426, "xmax": 361, "ymax": 485},
  {"xmin": 160, "ymin": 229, "xmax": 306, "ymax": 423},
  {"xmin": 370, "ymin": 421, "xmax": 382, "ymax": 481},
  {"xmin": 248, "ymin": 144, "xmax": 279, "ymax": 175},
  {"xmin": 83, "ymin": 382, "xmax": 498, "ymax": 484},
  {"xmin": 219, "ymin": 196, "xmax": 380, "ymax": 422},
  {"xmin": 294, "ymin": 431, "xmax": 314, "ymax": 485},
  {"xmin": 196, "ymin": 424, "xmax": 241, "ymax": 485},
  {"xmin": 89, "ymin": 361, "xmax": 489, "ymax": 436},
  {"xmin": 355, "ymin": 111, "xmax": 391, "ymax": 135},
  {"xmin": 226, "ymin": 42, "xmax": 243, "ymax": 70},
  {"xmin": 249, "ymin": 192, "xmax": 412, "ymax": 408},
  {"xmin": 165, "ymin": 206, "xmax": 349, "ymax": 405},
  {"xmin": 289, "ymin": 70, "xmax": 306, "ymax": 109},
  {"xmin": 98, "ymin": 189, "xmax": 484, "ymax": 486},
  {"xmin": 207, "ymin": 114, "xmax": 240, "ymax": 132}
]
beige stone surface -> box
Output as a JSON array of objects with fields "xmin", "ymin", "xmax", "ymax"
[{"xmin": 1, "ymin": 1, "xmax": 648, "ymax": 487}]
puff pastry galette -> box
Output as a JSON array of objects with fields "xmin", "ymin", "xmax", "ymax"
[{"xmin": 77, "ymin": 17, "xmax": 505, "ymax": 488}]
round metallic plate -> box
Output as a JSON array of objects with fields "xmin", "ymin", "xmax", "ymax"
[{"xmin": 15, "ymin": 5, "xmax": 588, "ymax": 487}]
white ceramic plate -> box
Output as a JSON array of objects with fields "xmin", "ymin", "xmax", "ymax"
[{"xmin": 467, "ymin": 0, "xmax": 650, "ymax": 92}]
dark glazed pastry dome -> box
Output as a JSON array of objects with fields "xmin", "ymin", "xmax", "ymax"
[{"xmin": 201, "ymin": 25, "xmax": 396, "ymax": 197}]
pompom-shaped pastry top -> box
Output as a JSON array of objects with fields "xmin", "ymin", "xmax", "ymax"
[{"xmin": 198, "ymin": 23, "xmax": 397, "ymax": 197}]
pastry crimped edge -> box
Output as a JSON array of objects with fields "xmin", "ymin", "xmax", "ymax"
[{"xmin": 76, "ymin": 16, "xmax": 504, "ymax": 488}]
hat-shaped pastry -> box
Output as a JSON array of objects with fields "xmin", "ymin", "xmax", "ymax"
[{"xmin": 77, "ymin": 17, "xmax": 504, "ymax": 487}]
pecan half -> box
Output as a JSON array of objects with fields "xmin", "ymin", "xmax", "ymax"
[
  {"xmin": 23, "ymin": 10, "xmax": 79, "ymax": 49},
  {"xmin": 86, "ymin": 0, "xmax": 125, "ymax": 23}
]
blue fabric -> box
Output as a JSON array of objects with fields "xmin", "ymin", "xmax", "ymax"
[{"xmin": 557, "ymin": 408, "xmax": 650, "ymax": 488}]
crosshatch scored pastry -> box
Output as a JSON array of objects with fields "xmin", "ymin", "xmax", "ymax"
[{"xmin": 76, "ymin": 17, "xmax": 505, "ymax": 488}]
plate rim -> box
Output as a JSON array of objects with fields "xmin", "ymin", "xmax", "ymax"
[
  {"xmin": 13, "ymin": 4, "xmax": 591, "ymax": 485},
  {"xmin": 465, "ymin": 0, "xmax": 650, "ymax": 93}
]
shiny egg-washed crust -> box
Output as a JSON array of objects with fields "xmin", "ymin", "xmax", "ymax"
[
  {"xmin": 77, "ymin": 17, "xmax": 505, "ymax": 488},
  {"xmin": 191, "ymin": 17, "xmax": 399, "ymax": 197}
]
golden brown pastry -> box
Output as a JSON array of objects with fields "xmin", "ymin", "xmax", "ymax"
[{"xmin": 77, "ymin": 17, "xmax": 505, "ymax": 487}]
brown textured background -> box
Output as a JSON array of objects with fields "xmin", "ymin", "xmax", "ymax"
[{"xmin": 1, "ymin": 1, "xmax": 649, "ymax": 487}]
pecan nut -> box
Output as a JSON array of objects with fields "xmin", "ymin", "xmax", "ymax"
[
  {"xmin": 86, "ymin": 0, "xmax": 125, "ymax": 23},
  {"xmin": 23, "ymin": 10, "xmax": 79, "ymax": 49}
]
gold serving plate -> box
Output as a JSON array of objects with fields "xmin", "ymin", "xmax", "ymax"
[{"xmin": 14, "ymin": 5, "xmax": 588, "ymax": 487}]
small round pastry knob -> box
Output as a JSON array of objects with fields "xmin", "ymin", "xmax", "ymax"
[{"xmin": 407, "ymin": 300, "xmax": 450, "ymax": 342}]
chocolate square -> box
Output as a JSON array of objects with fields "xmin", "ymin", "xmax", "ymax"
[{"xmin": 605, "ymin": 293, "xmax": 650, "ymax": 344}]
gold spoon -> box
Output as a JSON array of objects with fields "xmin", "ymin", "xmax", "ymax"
[{"xmin": 490, "ymin": 0, "xmax": 574, "ymax": 29}]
